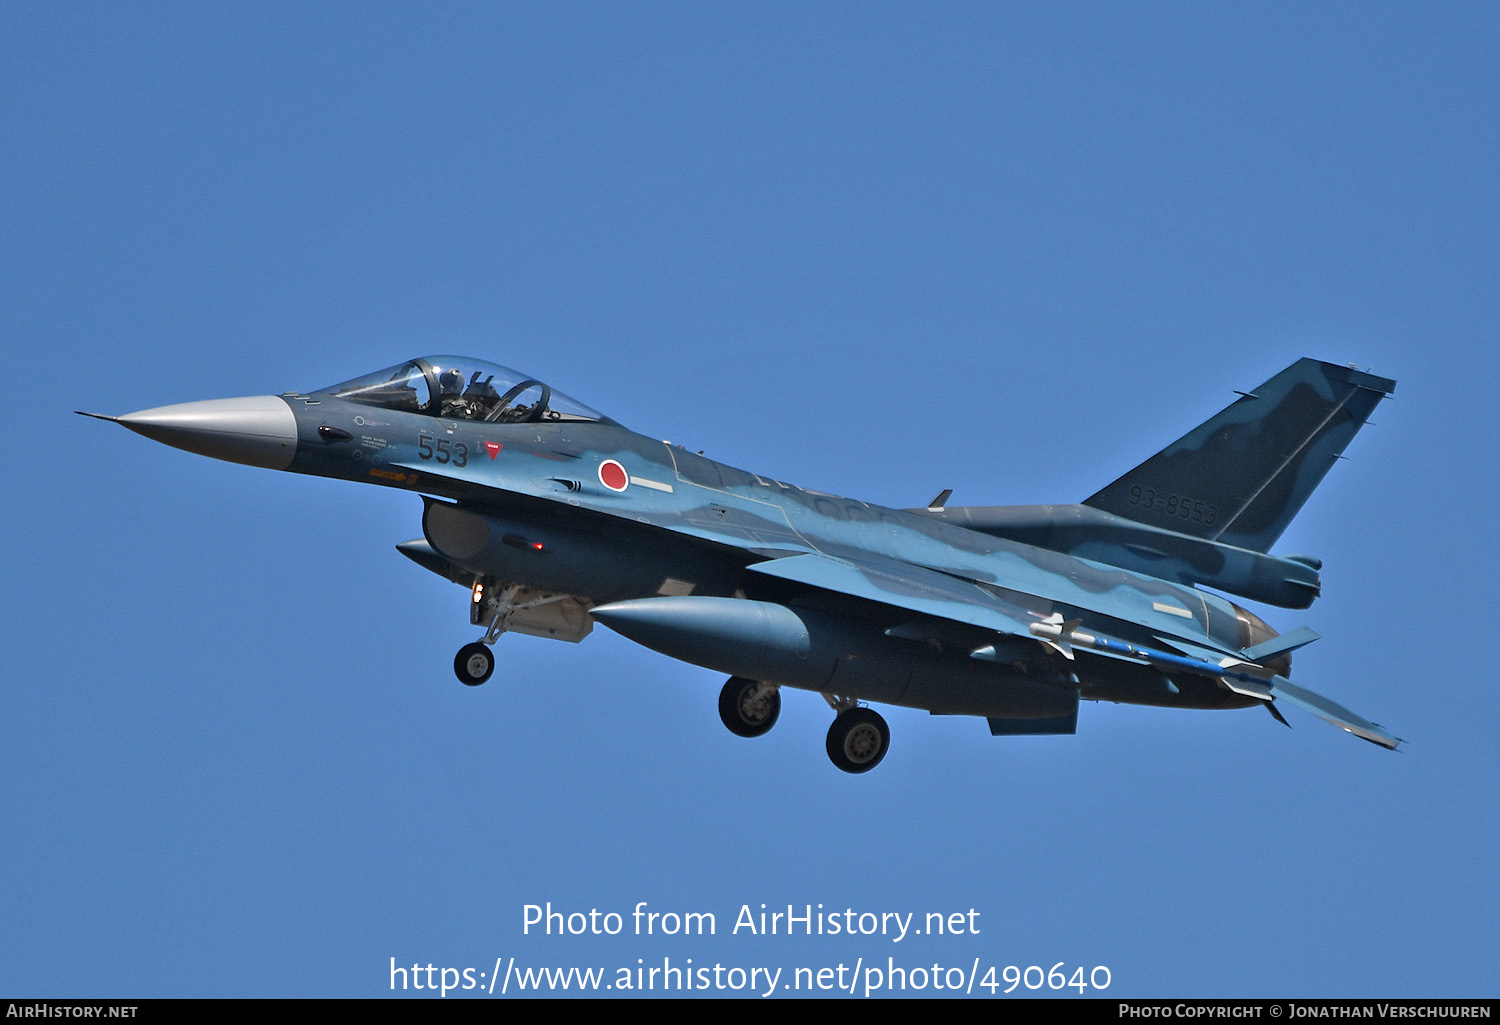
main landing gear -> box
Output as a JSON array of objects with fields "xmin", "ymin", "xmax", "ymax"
[
  {"xmin": 718, "ymin": 676, "xmax": 781, "ymax": 737},
  {"xmin": 715, "ymin": 678, "xmax": 891, "ymax": 773},
  {"xmin": 823, "ymin": 695, "xmax": 890, "ymax": 774}
]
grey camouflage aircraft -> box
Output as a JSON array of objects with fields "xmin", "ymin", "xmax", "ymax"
[{"xmin": 82, "ymin": 356, "xmax": 1399, "ymax": 772}]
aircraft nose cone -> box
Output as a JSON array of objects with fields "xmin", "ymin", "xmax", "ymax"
[{"xmin": 110, "ymin": 396, "xmax": 299, "ymax": 470}]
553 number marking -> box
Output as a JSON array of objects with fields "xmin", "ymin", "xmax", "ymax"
[{"xmin": 418, "ymin": 433, "xmax": 468, "ymax": 468}]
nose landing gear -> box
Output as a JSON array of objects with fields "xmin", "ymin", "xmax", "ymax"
[
  {"xmin": 450, "ymin": 579, "xmax": 587, "ymax": 686},
  {"xmin": 454, "ymin": 642, "xmax": 495, "ymax": 686}
]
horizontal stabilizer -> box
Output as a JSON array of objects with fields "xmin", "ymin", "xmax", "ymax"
[
  {"xmin": 1243, "ymin": 626, "xmax": 1320, "ymax": 662},
  {"xmin": 1269, "ymin": 677, "xmax": 1401, "ymax": 750}
]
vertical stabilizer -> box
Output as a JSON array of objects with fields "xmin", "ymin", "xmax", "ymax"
[{"xmin": 1083, "ymin": 359, "xmax": 1395, "ymax": 553}]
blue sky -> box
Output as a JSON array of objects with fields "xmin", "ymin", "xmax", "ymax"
[{"xmin": 4, "ymin": 2, "xmax": 1496, "ymax": 998}]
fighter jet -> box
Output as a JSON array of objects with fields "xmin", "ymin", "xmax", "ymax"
[{"xmin": 81, "ymin": 356, "xmax": 1399, "ymax": 772}]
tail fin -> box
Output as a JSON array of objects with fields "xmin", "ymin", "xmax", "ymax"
[{"xmin": 1084, "ymin": 359, "xmax": 1395, "ymax": 553}]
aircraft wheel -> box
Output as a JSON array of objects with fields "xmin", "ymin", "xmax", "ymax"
[
  {"xmin": 454, "ymin": 642, "xmax": 495, "ymax": 686},
  {"xmin": 826, "ymin": 707, "xmax": 889, "ymax": 774},
  {"xmin": 718, "ymin": 677, "xmax": 780, "ymax": 738}
]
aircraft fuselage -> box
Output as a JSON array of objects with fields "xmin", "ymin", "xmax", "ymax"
[
  {"xmin": 282, "ymin": 391, "xmax": 1258, "ymax": 715},
  {"xmin": 84, "ymin": 354, "xmax": 1398, "ymax": 771}
]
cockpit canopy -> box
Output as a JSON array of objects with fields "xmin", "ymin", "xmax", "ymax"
[{"xmin": 315, "ymin": 357, "xmax": 610, "ymax": 425}]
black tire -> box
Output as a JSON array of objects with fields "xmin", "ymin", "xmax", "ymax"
[
  {"xmin": 718, "ymin": 676, "xmax": 780, "ymax": 738},
  {"xmin": 826, "ymin": 707, "xmax": 889, "ymax": 773},
  {"xmin": 454, "ymin": 642, "xmax": 495, "ymax": 686}
]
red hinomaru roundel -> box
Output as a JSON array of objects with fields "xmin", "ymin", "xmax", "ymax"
[{"xmin": 598, "ymin": 459, "xmax": 629, "ymax": 492}]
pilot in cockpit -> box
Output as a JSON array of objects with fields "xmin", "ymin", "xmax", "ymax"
[{"xmin": 438, "ymin": 369, "xmax": 500, "ymax": 421}]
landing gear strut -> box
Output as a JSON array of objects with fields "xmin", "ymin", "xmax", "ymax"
[{"xmin": 718, "ymin": 677, "xmax": 781, "ymax": 738}]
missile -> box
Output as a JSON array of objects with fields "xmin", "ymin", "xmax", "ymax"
[{"xmin": 1027, "ymin": 613, "xmax": 1269, "ymax": 689}]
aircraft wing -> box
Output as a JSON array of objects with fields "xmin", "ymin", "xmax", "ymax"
[
  {"xmin": 746, "ymin": 552, "xmax": 1042, "ymax": 642},
  {"xmin": 748, "ymin": 552, "xmax": 1401, "ymax": 750},
  {"xmin": 747, "ymin": 551, "xmax": 1225, "ymax": 662}
]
